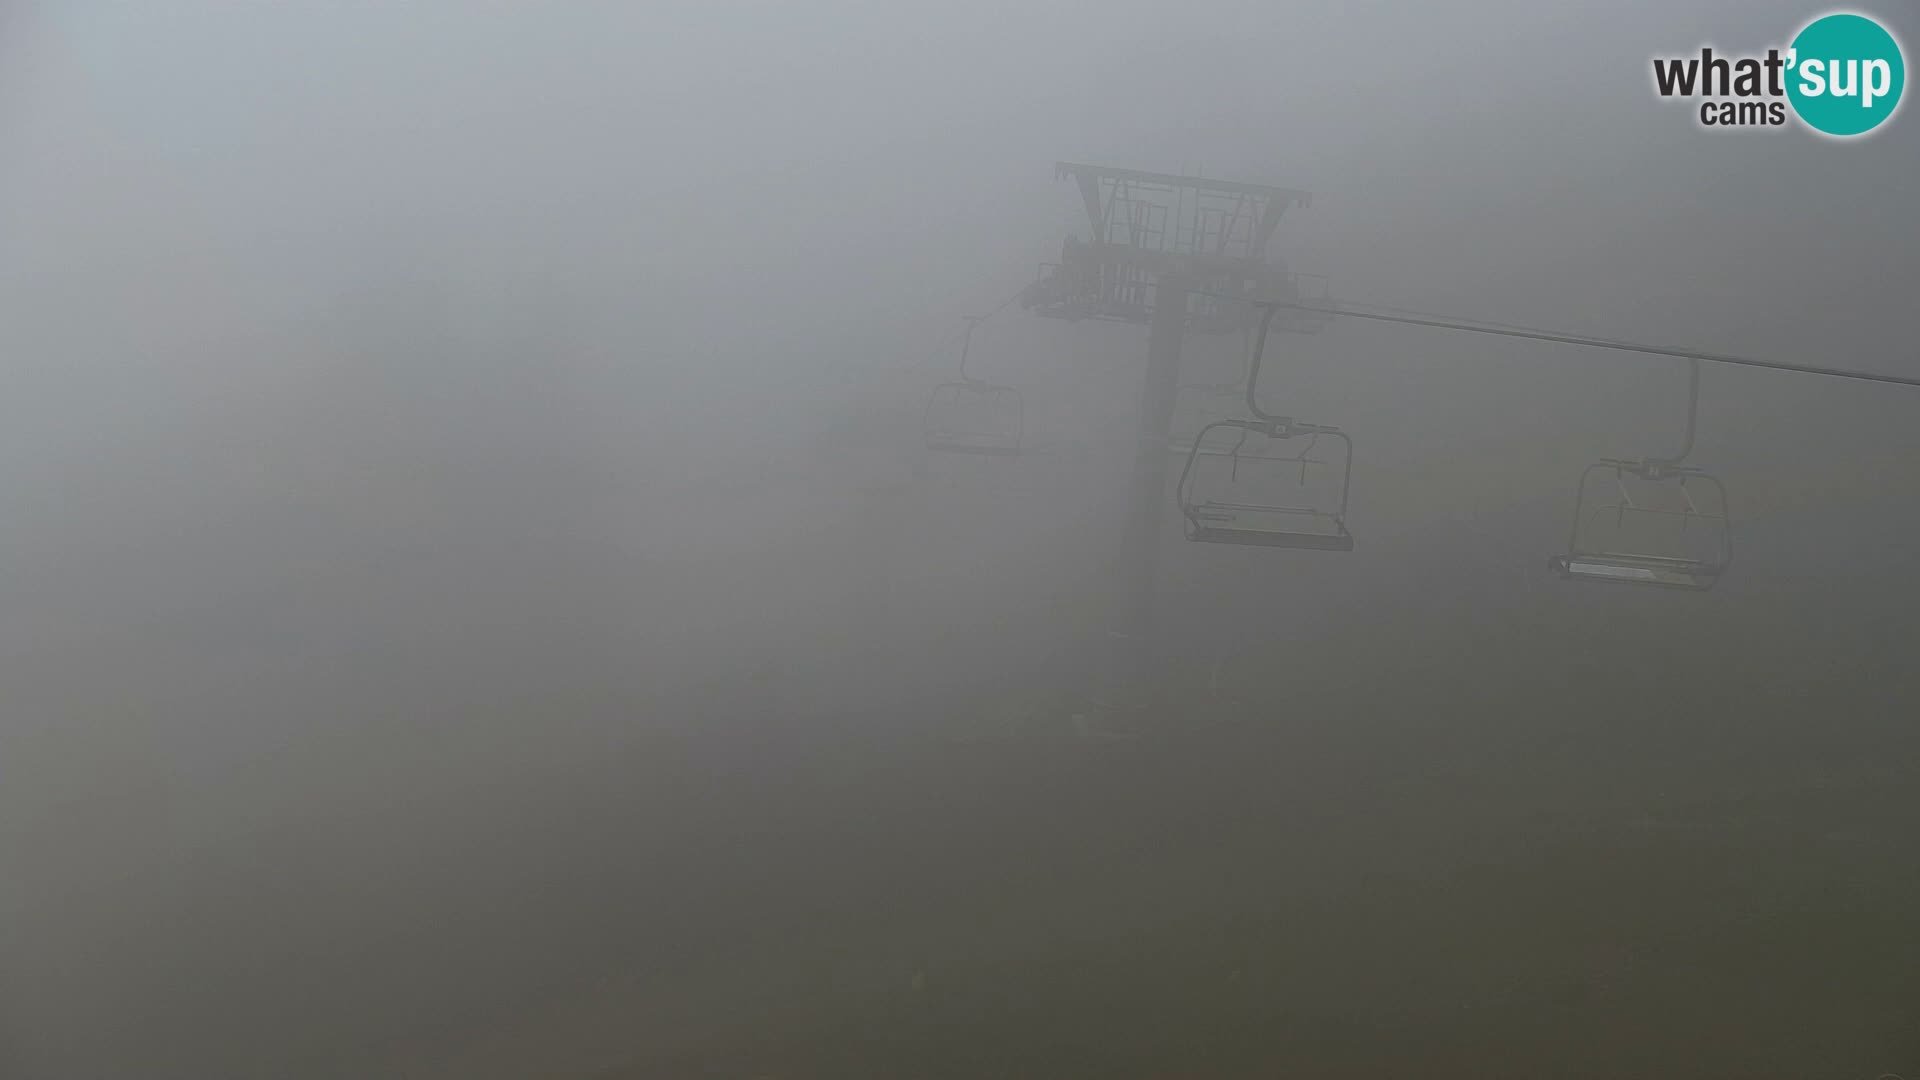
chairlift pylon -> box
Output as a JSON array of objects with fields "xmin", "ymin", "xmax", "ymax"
[
  {"xmin": 1547, "ymin": 357, "xmax": 1731, "ymax": 589},
  {"xmin": 1175, "ymin": 303, "xmax": 1355, "ymax": 550},
  {"xmin": 923, "ymin": 315, "xmax": 1025, "ymax": 456}
]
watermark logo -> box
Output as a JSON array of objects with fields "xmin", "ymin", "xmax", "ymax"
[{"xmin": 1651, "ymin": 10, "xmax": 1905, "ymax": 137}]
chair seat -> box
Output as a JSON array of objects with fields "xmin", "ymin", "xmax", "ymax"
[
  {"xmin": 1191, "ymin": 525, "xmax": 1355, "ymax": 551},
  {"xmin": 1187, "ymin": 504, "xmax": 1353, "ymax": 550},
  {"xmin": 1548, "ymin": 552, "xmax": 1723, "ymax": 590},
  {"xmin": 926, "ymin": 434, "xmax": 1022, "ymax": 456}
]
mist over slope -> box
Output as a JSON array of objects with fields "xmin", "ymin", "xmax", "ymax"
[{"xmin": 2, "ymin": 2, "xmax": 1917, "ymax": 1077}]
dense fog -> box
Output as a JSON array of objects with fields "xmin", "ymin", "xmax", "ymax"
[{"xmin": 2, "ymin": 2, "xmax": 1917, "ymax": 1076}]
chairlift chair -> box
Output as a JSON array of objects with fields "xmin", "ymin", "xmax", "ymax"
[
  {"xmin": 1547, "ymin": 358, "xmax": 1731, "ymax": 589},
  {"xmin": 1178, "ymin": 417, "xmax": 1354, "ymax": 550},
  {"xmin": 1174, "ymin": 303, "xmax": 1356, "ymax": 551},
  {"xmin": 922, "ymin": 315, "xmax": 1025, "ymax": 456},
  {"xmin": 924, "ymin": 379, "xmax": 1024, "ymax": 456}
]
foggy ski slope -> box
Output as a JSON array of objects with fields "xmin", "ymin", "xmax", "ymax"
[
  {"xmin": 4, "ymin": 355, "xmax": 1917, "ymax": 1078},
  {"xmin": 5, "ymin": 2, "xmax": 1919, "ymax": 1077}
]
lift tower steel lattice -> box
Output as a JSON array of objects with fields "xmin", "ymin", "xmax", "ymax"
[{"xmin": 1022, "ymin": 163, "xmax": 1330, "ymax": 701}]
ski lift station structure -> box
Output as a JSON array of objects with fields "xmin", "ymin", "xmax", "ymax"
[
  {"xmin": 1015, "ymin": 163, "xmax": 1342, "ymax": 676},
  {"xmin": 981, "ymin": 161, "xmax": 1920, "ymax": 699}
]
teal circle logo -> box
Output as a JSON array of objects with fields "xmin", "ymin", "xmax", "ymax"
[{"xmin": 1787, "ymin": 12, "xmax": 1905, "ymax": 136}]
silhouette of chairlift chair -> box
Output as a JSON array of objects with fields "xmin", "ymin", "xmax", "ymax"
[
  {"xmin": 1548, "ymin": 358, "xmax": 1731, "ymax": 589},
  {"xmin": 923, "ymin": 315, "xmax": 1024, "ymax": 456},
  {"xmin": 1176, "ymin": 303, "xmax": 1355, "ymax": 551}
]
